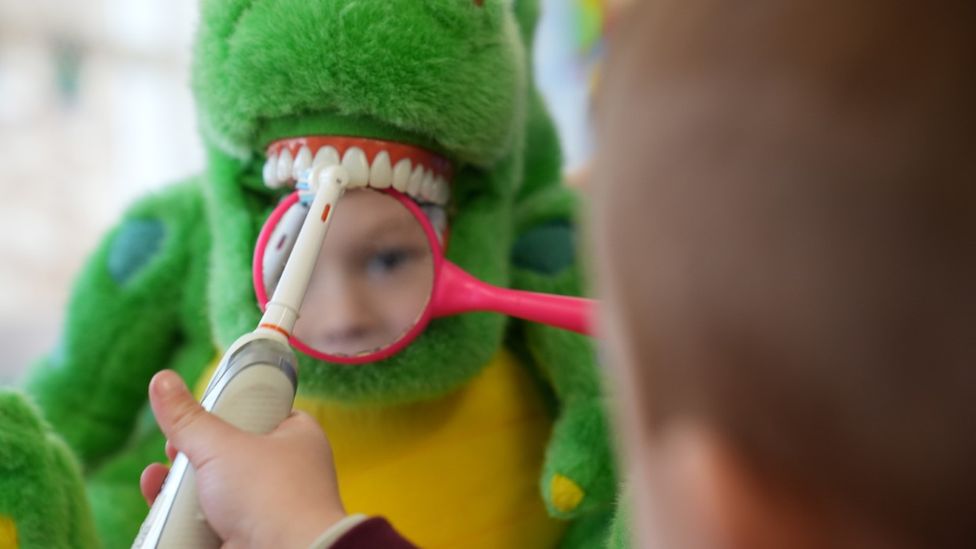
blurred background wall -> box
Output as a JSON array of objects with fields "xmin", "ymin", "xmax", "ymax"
[
  {"xmin": 0, "ymin": 0, "xmax": 202, "ymax": 381},
  {"xmin": 0, "ymin": 0, "xmax": 610, "ymax": 383}
]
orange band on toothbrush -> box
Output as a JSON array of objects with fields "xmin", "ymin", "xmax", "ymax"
[{"xmin": 259, "ymin": 323, "xmax": 291, "ymax": 338}]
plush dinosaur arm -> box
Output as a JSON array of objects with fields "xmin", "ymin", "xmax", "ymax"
[
  {"xmin": 0, "ymin": 181, "xmax": 202, "ymax": 547},
  {"xmin": 508, "ymin": 97, "xmax": 618, "ymax": 531},
  {"xmin": 24, "ymin": 179, "xmax": 205, "ymax": 467},
  {"xmin": 510, "ymin": 189, "xmax": 620, "ymax": 544},
  {"xmin": 511, "ymin": 248, "xmax": 618, "ymax": 512}
]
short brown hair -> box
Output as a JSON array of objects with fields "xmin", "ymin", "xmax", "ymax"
[{"xmin": 596, "ymin": 1, "xmax": 976, "ymax": 546}]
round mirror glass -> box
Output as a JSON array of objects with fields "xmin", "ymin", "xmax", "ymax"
[{"xmin": 260, "ymin": 189, "xmax": 436, "ymax": 359}]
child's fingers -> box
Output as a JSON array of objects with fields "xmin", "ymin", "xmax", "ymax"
[
  {"xmin": 165, "ymin": 439, "xmax": 177, "ymax": 462},
  {"xmin": 140, "ymin": 463, "xmax": 170, "ymax": 506},
  {"xmin": 148, "ymin": 370, "xmax": 242, "ymax": 468},
  {"xmin": 274, "ymin": 410, "xmax": 327, "ymax": 438}
]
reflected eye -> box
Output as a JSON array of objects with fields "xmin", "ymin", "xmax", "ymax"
[{"xmin": 365, "ymin": 247, "xmax": 422, "ymax": 278}]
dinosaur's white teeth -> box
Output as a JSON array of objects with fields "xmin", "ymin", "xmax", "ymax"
[
  {"xmin": 370, "ymin": 151, "xmax": 393, "ymax": 189},
  {"xmin": 342, "ymin": 147, "xmax": 370, "ymax": 188},
  {"xmin": 263, "ymin": 154, "xmax": 279, "ymax": 188},
  {"xmin": 392, "ymin": 158, "xmax": 412, "ymax": 192},
  {"xmin": 420, "ymin": 171, "xmax": 435, "ymax": 202},
  {"xmin": 264, "ymin": 142, "xmax": 450, "ymax": 205},
  {"xmin": 433, "ymin": 175, "xmax": 450, "ymax": 204},
  {"xmin": 292, "ymin": 146, "xmax": 312, "ymax": 180},
  {"xmin": 276, "ymin": 148, "xmax": 294, "ymax": 185},
  {"xmin": 406, "ymin": 165, "xmax": 425, "ymax": 197},
  {"xmin": 313, "ymin": 145, "xmax": 341, "ymax": 169}
]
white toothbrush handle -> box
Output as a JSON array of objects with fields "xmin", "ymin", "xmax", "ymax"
[
  {"xmin": 132, "ymin": 336, "xmax": 297, "ymax": 549},
  {"xmin": 260, "ymin": 165, "xmax": 349, "ymax": 333}
]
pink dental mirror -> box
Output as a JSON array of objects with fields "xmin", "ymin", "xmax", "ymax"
[{"xmin": 253, "ymin": 188, "xmax": 595, "ymax": 364}]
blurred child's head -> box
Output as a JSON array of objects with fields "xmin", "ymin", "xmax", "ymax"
[{"xmin": 594, "ymin": 1, "xmax": 976, "ymax": 547}]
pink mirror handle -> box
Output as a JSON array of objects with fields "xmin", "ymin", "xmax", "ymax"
[{"xmin": 431, "ymin": 261, "xmax": 595, "ymax": 335}]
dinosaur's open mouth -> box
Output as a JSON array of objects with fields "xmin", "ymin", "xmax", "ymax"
[{"xmin": 262, "ymin": 136, "xmax": 453, "ymax": 206}]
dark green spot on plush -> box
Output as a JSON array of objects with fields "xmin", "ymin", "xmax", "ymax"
[
  {"xmin": 511, "ymin": 221, "xmax": 576, "ymax": 275},
  {"xmin": 107, "ymin": 219, "xmax": 165, "ymax": 284},
  {"xmin": 47, "ymin": 336, "xmax": 67, "ymax": 369}
]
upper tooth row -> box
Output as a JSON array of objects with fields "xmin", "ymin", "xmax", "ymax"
[{"xmin": 262, "ymin": 146, "xmax": 450, "ymax": 205}]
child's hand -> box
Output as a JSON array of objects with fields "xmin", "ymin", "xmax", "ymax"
[{"xmin": 139, "ymin": 370, "xmax": 346, "ymax": 548}]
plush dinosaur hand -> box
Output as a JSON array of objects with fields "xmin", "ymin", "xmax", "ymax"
[
  {"xmin": 542, "ymin": 398, "xmax": 617, "ymax": 518},
  {"xmin": 0, "ymin": 390, "xmax": 98, "ymax": 549}
]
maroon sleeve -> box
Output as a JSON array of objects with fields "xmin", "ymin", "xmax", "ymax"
[{"xmin": 330, "ymin": 517, "xmax": 418, "ymax": 549}]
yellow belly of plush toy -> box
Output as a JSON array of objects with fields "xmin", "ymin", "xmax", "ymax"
[
  {"xmin": 0, "ymin": 515, "xmax": 18, "ymax": 549},
  {"xmin": 197, "ymin": 349, "xmax": 565, "ymax": 548}
]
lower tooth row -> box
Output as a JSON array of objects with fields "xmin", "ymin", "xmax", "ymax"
[{"xmin": 262, "ymin": 145, "xmax": 450, "ymax": 205}]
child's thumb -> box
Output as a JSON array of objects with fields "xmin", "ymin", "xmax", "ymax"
[{"xmin": 148, "ymin": 370, "xmax": 239, "ymax": 466}]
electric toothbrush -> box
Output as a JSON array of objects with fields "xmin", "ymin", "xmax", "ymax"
[{"xmin": 132, "ymin": 165, "xmax": 349, "ymax": 548}]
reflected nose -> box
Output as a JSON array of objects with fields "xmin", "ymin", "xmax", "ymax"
[{"xmin": 315, "ymin": 272, "xmax": 381, "ymax": 351}]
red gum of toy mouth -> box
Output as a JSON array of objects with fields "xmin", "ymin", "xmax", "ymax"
[{"xmin": 266, "ymin": 136, "xmax": 454, "ymax": 181}]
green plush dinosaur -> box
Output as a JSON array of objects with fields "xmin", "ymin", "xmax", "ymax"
[{"xmin": 0, "ymin": 1, "xmax": 617, "ymax": 547}]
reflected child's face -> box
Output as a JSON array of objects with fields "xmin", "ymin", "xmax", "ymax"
[{"xmin": 294, "ymin": 190, "xmax": 434, "ymax": 358}]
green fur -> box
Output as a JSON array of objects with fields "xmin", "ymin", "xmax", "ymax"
[
  {"xmin": 0, "ymin": 391, "xmax": 98, "ymax": 549},
  {"xmin": 607, "ymin": 500, "xmax": 633, "ymax": 549},
  {"xmin": 563, "ymin": 509, "xmax": 617, "ymax": 549},
  {"xmin": 1, "ymin": 1, "xmax": 618, "ymax": 547},
  {"xmin": 193, "ymin": 0, "xmax": 525, "ymax": 165}
]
